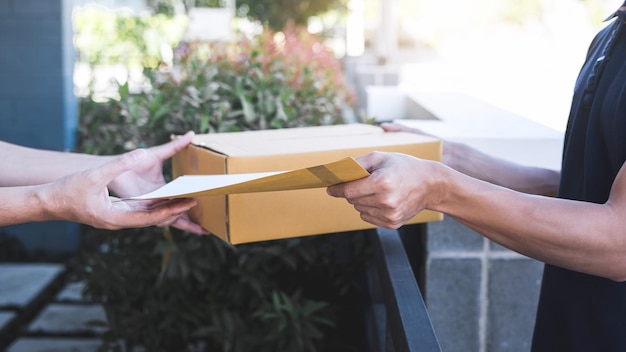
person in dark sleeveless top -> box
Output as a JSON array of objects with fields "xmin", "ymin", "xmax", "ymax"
[{"xmin": 328, "ymin": 2, "xmax": 626, "ymax": 350}]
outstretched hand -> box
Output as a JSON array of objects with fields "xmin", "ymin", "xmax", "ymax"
[
  {"xmin": 327, "ymin": 152, "xmax": 443, "ymax": 229},
  {"xmin": 40, "ymin": 148, "xmax": 199, "ymax": 231},
  {"xmin": 107, "ymin": 132, "xmax": 194, "ymax": 198},
  {"xmin": 104, "ymin": 132, "xmax": 206, "ymax": 234}
]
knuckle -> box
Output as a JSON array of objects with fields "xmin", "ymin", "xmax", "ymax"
[
  {"xmin": 83, "ymin": 169, "xmax": 101, "ymax": 185},
  {"xmin": 342, "ymin": 187, "xmax": 359, "ymax": 200}
]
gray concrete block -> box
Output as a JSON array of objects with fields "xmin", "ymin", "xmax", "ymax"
[
  {"xmin": 488, "ymin": 258, "xmax": 543, "ymax": 352},
  {"xmin": 27, "ymin": 304, "xmax": 108, "ymax": 335},
  {"xmin": 0, "ymin": 264, "xmax": 64, "ymax": 308},
  {"xmin": 490, "ymin": 240, "xmax": 510, "ymax": 252},
  {"xmin": 426, "ymin": 258, "xmax": 481, "ymax": 352},
  {"xmin": 0, "ymin": 311, "xmax": 16, "ymax": 331},
  {"xmin": 55, "ymin": 282, "xmax": 86, "ymax": 303},
  {"xmin": 428, "ymin": 217, "xmax": 484, "ymax": 252},
  {"xmin": 7, "ymin": 338, "xmax": 102, "ymax": 352}
]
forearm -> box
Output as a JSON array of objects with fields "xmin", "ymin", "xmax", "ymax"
[
  {"xmin": 445, "ymin": 141, "xmax": 560, "ymax": 196},
  {"xmin": 0, "ymin": 141, "xmax": 110, "ymax": 186},
  {"xmin": 0, "ymin": 185, "xmax": 53, "ymax": 226},
  {"xmin": 435, "ymin": 168, "xmax": 625, "ymax": 281}
]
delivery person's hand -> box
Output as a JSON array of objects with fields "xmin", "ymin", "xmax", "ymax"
[{"xmin": 327, "ymin": 151, "xmax": 439, "ymax": 229}]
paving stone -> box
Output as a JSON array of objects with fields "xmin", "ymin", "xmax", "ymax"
[
  {"xmin": 7, "ymin": 337, "xmax": 102, "ymax": 352},
  {"xmin": 0, "ymin": 311, "xmax": 16, "ymax": 331},
  {"xmin": 0, "ymin": 264, "xmax": 64, "ymax": 308},
  {"xmin": 55, "ymin": 282, "xmax": 86, "ymax": 303},
  {"xmin": 27, "ymin": 304, "xmax": 107, "ymax": 335}
]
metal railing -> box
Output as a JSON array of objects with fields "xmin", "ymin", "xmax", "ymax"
[{"xmin": 363, "ymin": 227, "xmax": 441, "ymax": 352}]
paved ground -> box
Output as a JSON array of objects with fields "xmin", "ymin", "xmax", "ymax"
[{"xmin": 0, "ymin": 264, "xmax": 106, "ymax": 351}]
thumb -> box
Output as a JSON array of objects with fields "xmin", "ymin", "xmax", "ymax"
[
  {"xmin": 150, "ymin": 131, "xmax": 194, "ymax": 161},
  {"xmin": 92, "ymin": 149, "xmax": 148, "ymax": 186},
  {"xmin": 354, "ymin": 152, "xmax": 387, "ymax": 173}
]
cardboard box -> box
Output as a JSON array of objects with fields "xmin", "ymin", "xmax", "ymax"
[{"xmin": 172, "ymin": 124, "xmax": 442, "ymax": 244}]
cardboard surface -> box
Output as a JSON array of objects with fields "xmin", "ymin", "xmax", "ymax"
[{"xmin": 172, "ymin": 124, "xmax": 443, "ymax": 244}]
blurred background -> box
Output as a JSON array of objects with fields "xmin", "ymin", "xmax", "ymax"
[{"xmin": 73, "ymin": 0, "xmax": 616, "ymax": 132}]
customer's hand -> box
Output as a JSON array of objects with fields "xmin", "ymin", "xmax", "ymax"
[
  {"xmin": 106, "ymin": 132, "xmax": 206, "ymax": 234},
  {"xmin": 39, "ymin": 148, "xmax": 199, "ymax": 231}
]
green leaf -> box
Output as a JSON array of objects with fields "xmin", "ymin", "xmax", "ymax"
[{"xmin": 239, "ymin": 94, "xmax": 255, "ymax": 123}]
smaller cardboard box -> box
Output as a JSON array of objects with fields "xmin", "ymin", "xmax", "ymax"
[{"xmin": 172, "ymin": 124, "xmax": 442, "ymax": 244}]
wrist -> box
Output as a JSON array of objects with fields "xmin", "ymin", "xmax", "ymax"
[
  {"xmin": 442, "ymin": 141, "xmax": 466, "ymax": 172},
  {"xmin": 33, "ymin": 183, "xmax": 62, "ymax": 222},
  {"xmin": 425, "ymin": 160, "xmax": 456, "ymax": 213}
]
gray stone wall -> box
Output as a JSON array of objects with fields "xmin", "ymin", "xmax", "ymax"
[{"xmin": 426, "ymin": 217, "xmax": 544, "ymax": 352}]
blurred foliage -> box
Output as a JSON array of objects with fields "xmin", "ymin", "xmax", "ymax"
[
  {"xmin": 235, "ymin": 0, "xmax": 347, "ymax": 31},
  {"xmin": 75, "ymin": 11, "xmax": 365, "ymax": 351},
  {"xmin": 145, "ymin": 0, "xmax": 228, "ymax": 16},
  {"xmin": 73, "ymin": 6, "xmax": 187, "ymax": 69},
  {"xmin": 80, "ymin": 228, "xmax": 369, "ymax": 351},
  {"xmin": 78, "ymin": 22, "xmax": 355, "ymax": 154},
  {"xmin": 143, "ymin": 0, "xmax": 347, "ymax": 31}
]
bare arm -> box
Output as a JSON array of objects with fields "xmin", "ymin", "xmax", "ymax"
[
  {"xmin": 0, "ymin": 141, "xmax": 107, "ymax": 187},
  {"xmin": 0, "ymin": 149, "xmax": 197, "ymax": 229},
  {"xmin": 327, "ymin": 153, "xmax": 626, "ymax": 282},
  {"xmin": 0, "ymin": 133, "xmax": 206, "ymax": 234},
  {"xmin": 381, "ymin": 122, "xmax": 561, "ymax": 196}
]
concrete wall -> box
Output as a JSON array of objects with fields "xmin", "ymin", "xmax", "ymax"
[
  {"xmin": 426, "ymin": 217, "xmax": 543, "ymax": 352},
  {"xmin": 0, "ymin": 0, "xmax": 79, "ymax": 256}
]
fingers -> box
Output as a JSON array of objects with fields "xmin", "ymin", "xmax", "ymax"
[
  {"xmin": 150, "ymin": 131, "xmax": 195, "ymax": 161},
  {"xmin": 327, "ymin": 152, "xmax": 386, "ymax": 198},
  {"xmin": 380, "ymin": 122, "xmax": 430, "ymax": 137},
  {"xmin": 107, "ymin": 198, "xmax": 197, "ymax": 230},
  {"xmin": 167, "ymin": 215, "xmax": 208, "ymax": 235},
  {"xmin": 327, "ymin": 177, "xmax": 371, "ymax": 199},
  {"xmin": 380, "ymin": 122, "xmax": 404, "ymax": 132},
  {"xmin": 88, "ymin": 149, "xmax": 148, "ymax": 188},
  {"xmin": 354, "ymin": 152, "xmax": 387, "ymax": 172}
]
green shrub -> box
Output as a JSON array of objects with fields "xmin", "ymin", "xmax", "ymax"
[
  {"xmin": 81, "ymin": 228, "xmax": 369, "ymax": 352},
  {"xmin": 77, "ymin": 23, "xmax": 366, "ymax": 352},
  {"xmin": 78, "ymin": 23, "xmax": 355, "ymax": 154}
]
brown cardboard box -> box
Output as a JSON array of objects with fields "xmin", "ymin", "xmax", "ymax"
[{"xmin": 172, "ymin": 124, "xmax": 442, "ymax": 244}]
